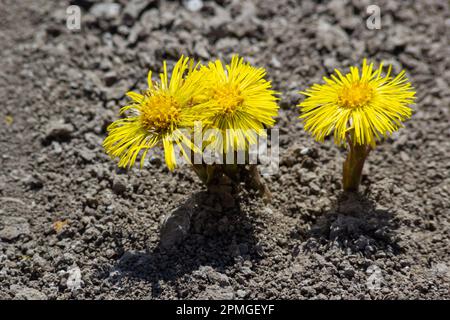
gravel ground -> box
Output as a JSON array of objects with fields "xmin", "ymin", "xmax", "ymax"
[{"xmin": 0, "ymin": 0, "xmax": 449, "ymax": 300}]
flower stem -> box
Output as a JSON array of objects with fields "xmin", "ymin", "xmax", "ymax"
[
  {"xmin": 191, "ymin": 163, "xmax": 271, "ymax": 204},
  {"xmin": 191, "ymin": 163, "xmax": 234, "ymax": 196},
  {"xmin": 343, "ymin": 136, "xmax": 371, "ymax": 192}
]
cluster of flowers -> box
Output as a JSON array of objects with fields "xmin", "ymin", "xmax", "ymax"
[
  {"xmin": 104, "ymin": 55, "xmax": 415, "ymax": 193},
  {"xmin": 103, "ymin": 55, "xmax": 279, "ymax": 171}
]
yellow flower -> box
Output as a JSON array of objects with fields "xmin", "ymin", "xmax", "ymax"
[
  {"xmin": 197, "ymin": 55, "xmax": 279, "ymax": 153},
  {"xmin": 298, "ymin": 59, "xmax": 416, "ymax": 147},
  {"xmin": 103, "ymin": 56, "xmax": 207, "ymax": 170}
]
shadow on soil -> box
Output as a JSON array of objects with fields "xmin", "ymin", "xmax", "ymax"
[
  {"xmin": 112, "ymin": 191, "xmax": 260, "ymax": 298},
  {"xmin": 305, "ymin": 192, "xmax": 402, "ymax": 255}
]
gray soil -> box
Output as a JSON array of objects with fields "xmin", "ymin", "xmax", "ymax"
[{"xmin": 0, "ymin": 0, "xmax": 449, "ymax": 300}]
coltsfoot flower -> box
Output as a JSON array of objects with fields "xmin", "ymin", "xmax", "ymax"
[
  {"xmin": 299, "ymin": 59, "xmax": 415, "ymax": 148},
  {"xmin": 187, "ymin": 55, "xmax": 279, "ymax": 203},
  {"xmin": 103, "ymin": 54, "xmax": 278, "ymax": 203},
  {"xmin": 103, "ymin": 56, "xmax": 208, "ymax": 170},
  {"xmin": 299, "ymin": 60, "xmax": 416, "ymax": 192},
  {"xmin": 197, "ymin": 55, "xmax": 279, "ymax": 153}
]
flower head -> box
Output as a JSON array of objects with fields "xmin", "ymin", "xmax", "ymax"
[
  {"xmin": 298, "ymin": 59, "xmax": 416, "ymax": 147},
  {"xmin": 197, "ymin": 55, "xmax": 279, "ymax": 153},
  {"xmin": 103, "ymin": 56, "xmax": 206, "ymax": 170}
]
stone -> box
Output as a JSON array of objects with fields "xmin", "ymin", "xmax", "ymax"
[
  {"xmin": 300, "ymin": 147, "xmax": 310, "ymax": 155},
  {"xmin": 45, "ymin": 121, "xmax": 74, "ymax": 142},
  {"xmin": 236, "ymin": 289, "xmax": 247, "ymax": 298},
  {"xmin": 104, "ymin": 71, "xmax": 118, "ymax": 87},
  {"xmin": 199, "ymin": 266, "xmax": 230, "ymax": 286},
  {"xmin": 83, "ymin": 227, "xmax": 101, "ymax": 241},
  {"xmin": 198, "ymin": 284, "xmax": 234, "ymax": 300},
  {"xmin": 343, "ymin": 267, "xmax": 355, "ymax": 278},
  {"xmin": 316, "ymin": 19, "xmax": 349, "ymax": 51},
  {"xmin": 194, "ymin": 41, "xmax": 210, "ymax": 59},
  {"xmin": 66, "ymin": 266, "xmax": 82, "ymax": 291},
  {"xmin": 0, "ymin": 217, "xmax": 30, "ymax": 241},
  {"xmin": 309, "ymin": 182, "xmax": 321, "ymax": 194},
  {"xmin": 84, "ymin": 132, "xmax": 102, "ymax": 149},
  {"xmin": 90, "ymin": 3, "xmax": 121, "ymax": 19},
  {"xmin": 123, "ymin": 0, "xmax": 153, "ymax": 26},
  {"xmin": 32, "ymin": 254, "xmax": 48, "ymax": 269},
  {"xmin": 400, "ymin": 151, "xmax": 410, "ymax": 162},
  {"xmin": 52, "ymin": 141, "xmax": 62, "ymax": 154},
  {"xmin": 78, "ymin": 148, "xmax": 95, "ymax": 163},
  {"xmin": 240, "ymin": 266, "xmax": 253, "ymax": 276},
  {"xmin": 270, "ymin": 56, "xmax": 281, "ymax": 69},
  {"xmin": 301, "ymin": 171, "xmax": 317, "ymax": 183},
  {"xmin": 22, "ymin": 174, "xmax": 44, "ymax": 190},
  {"xmin": 14, "ymin": 287, "xmax": 47, "ymax": 300},
  {"xmin": 159, "ymin": 199, "xmax": 195, "ymax": 249},
  {"xmin": 183, "ymin": 0, "xmax": 203, "ymax": 12},
  {"xmin": 112, "ymin": 176, "xmax": 127, "ymax": 194}
]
